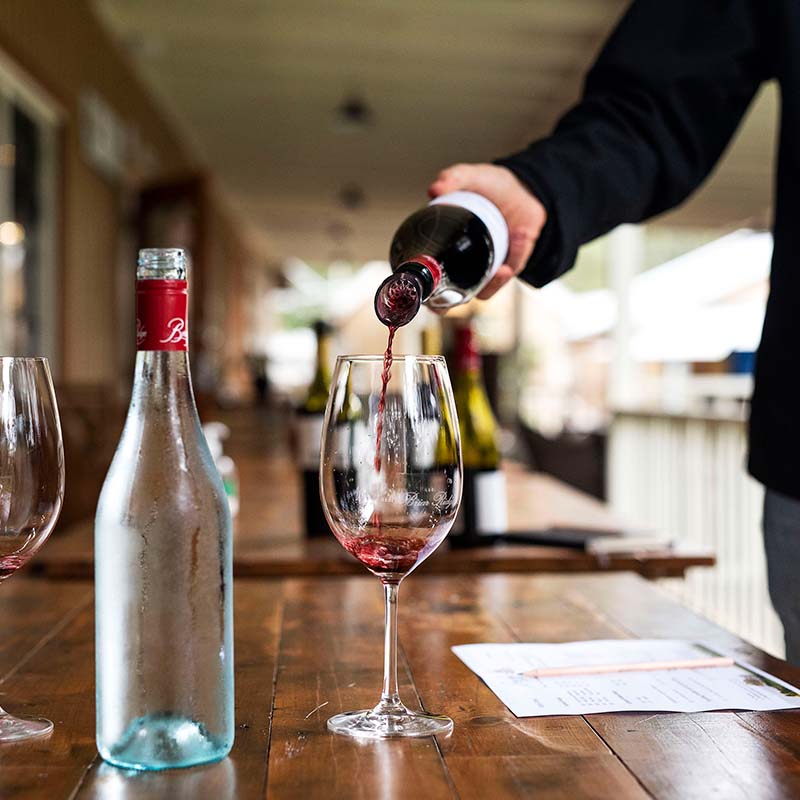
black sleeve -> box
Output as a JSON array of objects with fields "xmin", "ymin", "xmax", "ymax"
[{"xmin": 496, "ymin": 0, "xmax": 771, "ymax": 287}]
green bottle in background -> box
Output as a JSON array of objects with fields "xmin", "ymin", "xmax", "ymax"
[{"xmin": 449, "ymin": 321, "xmax": 508, "ymax": 547}]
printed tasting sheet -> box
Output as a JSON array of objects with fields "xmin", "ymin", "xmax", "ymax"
[{"xmin": 451, "ymin": 639, "xmax": 800, "ymax": 717}]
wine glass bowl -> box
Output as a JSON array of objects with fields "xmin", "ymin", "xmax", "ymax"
[
  {"xmin": 320, "ymin": 354, "xmax": 461, "ymax": 739},
  {"xmin": 0, "ymin": 357, "xmax": 64, "ymax": 739}
]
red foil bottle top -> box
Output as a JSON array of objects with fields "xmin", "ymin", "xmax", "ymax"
[
  {"xmin": 454, "ymin": 324, "xmax": 481, "ymax": 373},
  {"xmin": 136, "ymin": 279, "xmax": 188, "ymax": 351},
  {"xmin": 409, "ymin": 254, "xmax": 442, "ymax": 290}
]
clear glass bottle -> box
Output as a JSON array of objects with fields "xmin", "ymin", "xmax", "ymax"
[{"xmin": 95, "ymin": 248, "xmax": 234, "ymax": 771}]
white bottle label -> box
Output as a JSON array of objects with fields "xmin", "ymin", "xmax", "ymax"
[
  {"xmin": 296, "ymin": 414, "xmax": 324, "ymax": 470},
  {"xmin": 474, "ymin": 470, "xmax": 508, "ymax": 534},
  {"xmin": 411, "ymin": 419, "xmax": 440, "ymax": 470},
  {"xmin": 429, "ymin": 191, "xmax": 509, "ymax": 278},
  {"xmin": 334, "ymin": 422, "xmax": 369, "ymax": 469}
]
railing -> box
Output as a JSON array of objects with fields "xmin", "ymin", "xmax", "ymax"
[{"xmin": 608, "ymin": 410, "xmax": 784, "ymax": 657}]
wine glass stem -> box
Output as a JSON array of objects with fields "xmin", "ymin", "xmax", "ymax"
[{"xmin": 379, "ymin": 581, "xmax": 402, "ymax": 710}]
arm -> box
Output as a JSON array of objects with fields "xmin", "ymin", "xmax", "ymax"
[{"xmin": 432, "ymin": 0, "xmax": 771, "ymax": 293}]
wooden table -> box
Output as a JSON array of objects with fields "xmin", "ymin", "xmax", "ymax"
[
  {"xmin": 2, "ymin": 572, "xmax": 798, "ymax": 798},
  {"xmin": 41, "ymin": 414, "xmax": 713, "ymax": 580}
]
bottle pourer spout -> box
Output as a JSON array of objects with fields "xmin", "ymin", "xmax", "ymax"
[
  {"xmin": 374, "ymin": 272, "xmax": 423, "ymax": 328},
  {"xmin": 374, "ymin": 257, "xmax": 440, "ymax": 328}
]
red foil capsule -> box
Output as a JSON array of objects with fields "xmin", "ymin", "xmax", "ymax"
[{"xmin": 136, "ymin": 280, "xmax": 189, "ymax": 351}]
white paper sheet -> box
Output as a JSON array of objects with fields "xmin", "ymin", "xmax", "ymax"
[{"xmin": 451, "ymin": 639, "xmax": 800, "ymax": 717}]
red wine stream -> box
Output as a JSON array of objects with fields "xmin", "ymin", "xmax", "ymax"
[
  {"xmin": 374, "ymin": 272, "xmax": 422, "ymax": 473},
  {"xmin": 374, "ymin": 325, "xmax": 396, "ymax": 471}
]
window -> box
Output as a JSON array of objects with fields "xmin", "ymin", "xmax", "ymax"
[{"xmin": 0, "ymin": 50, "xmax": 61, "ymax": 372}]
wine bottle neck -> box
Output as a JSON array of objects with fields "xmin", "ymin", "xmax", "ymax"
[
  {"xmin": 131, "ymin": 350, "xmax": 198, "ymax": 415},
  {"xmin": 314, "ymin": 335, "xmax": 332, "ymax": 387},
  {"xmin": 454, "ymin": 325, "xmax": 481, "ymax": 375},
  {"xmin": 397, "ymin": 255, "xmax": 442, "ymax": 300}
]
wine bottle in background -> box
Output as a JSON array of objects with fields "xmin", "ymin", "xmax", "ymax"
[
  {"xmin": 332, "ymin": 370, "xmax": 365, "ymax": 499},
  {"xmin": 421, "ymin": 319, "xmax": 443, "ymax": 357},
  {"xmin": 449, "ymin": 322, "xmax": 508, "ymax": 548},
  {"xmin": 296, "ymin": 320, "xmax": 333, "ymax": 538},
  {"xmin": 406, "ymin": 376, "xmax": 442, "ymax": 501},
  {"xmin": 374, "ymin": 191, "xmax": 509, "ymax": 328},
  {"xmin": 95, "ymin": 248, "xmax": 234, "ymax": 770}
]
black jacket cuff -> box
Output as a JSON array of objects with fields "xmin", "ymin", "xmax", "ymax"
[{"xmin": 494, "ymin": 152, "xmax": 577, "ymax": 288}]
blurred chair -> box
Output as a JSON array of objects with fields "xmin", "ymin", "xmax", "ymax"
[
  {"xmin": 57, "ymin": 385, "xmax": 126, "ymax": 528},
  {"xmin": 518, "ymin": 424, "xmax": 607, "ymax": 500}
]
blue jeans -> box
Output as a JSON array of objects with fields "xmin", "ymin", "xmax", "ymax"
[{"xmin": 764, "ymin": 489, "xmax": 800, "ymax": 664}]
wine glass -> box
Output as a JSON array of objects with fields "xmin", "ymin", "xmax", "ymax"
[
  {"xmin": 320, "ymin": 354, "xmax": 461, "ymax": 739},
  {"xmin": 0, "ymin": 357, "xmax": 64, "ymax": 740}
]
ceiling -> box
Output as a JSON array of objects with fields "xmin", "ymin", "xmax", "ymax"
[{"xmin": 93, "ymin": 0, "xmax": 778, "ymax": 265}]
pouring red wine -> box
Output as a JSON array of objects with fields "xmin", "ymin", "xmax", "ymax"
[{"xmin": 372, "ymin": 190, "xmax": 509, "ymax": 473}]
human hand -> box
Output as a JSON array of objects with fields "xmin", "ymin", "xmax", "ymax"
[{"xmin": 428, "ymin": 163, "xmax": 547, "ymax": 299}]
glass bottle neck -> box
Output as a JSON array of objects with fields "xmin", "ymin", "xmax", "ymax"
[
  {"xmin": 314, "ymin": 336, "xmax": 331, "ymax": 388},
  {"xmin": 131, "ymin": 350, "xmax": 197, "ymax": 415}
]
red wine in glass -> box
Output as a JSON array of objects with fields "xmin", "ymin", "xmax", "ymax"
[{"xmin": 336, "ymin": 523, "xmax": 451, "ymax": 582}]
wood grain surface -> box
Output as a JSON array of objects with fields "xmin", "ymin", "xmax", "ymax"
[{"xmin": 1, "ymin": 572, "xmax": 798, "ymax": 799}]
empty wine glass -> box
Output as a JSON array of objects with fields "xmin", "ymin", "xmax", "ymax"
[
  {"xmin": 320, "ymin": 355, "xmax": 461, "ymax": 739},
  {"xmin": 0, "ymin": 357, "xmax": 64, "ymax": 740}
]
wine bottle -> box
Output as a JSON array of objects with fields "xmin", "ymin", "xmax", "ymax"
[
  {"xmin": 296, "ymin": 320, "xmax": 332, "ymax": 538},
  {"xmin": 332, "ymin": 370, "xmax": 365, "ymax": 502},
  {"xmin": 374, "ymin": 191, "xmax": 509, "ymax": 328},
  {"xmin": 95, "ymin": 248, "xmax": 234, "ymax": 771},
  {"xmin": 449, "ymin": 322, "xmax": 508, "ymax": 547}
]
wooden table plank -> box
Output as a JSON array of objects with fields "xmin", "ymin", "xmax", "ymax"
[
  {"xmin": 71, "ymin": 582, "xmax": 284, "ymax": 799},
  {"xmin": 264, "ymin": 578, "xmax": 455, "ymax": 799},
  {"xmin": 398, "ymin": 576, "xmax": 649, "ymax": 799},
  {"xmin": 0, "ymin": 576, "xmax": 90, "ymax": 677},
  {"xmin": 477, "ymin": 573, "xmax": 800, "ymax": 800},
  {"xmin": 2, "ymin": 572, "xmax": 800, "ymax": 798},
  {"xmin": 0, "ymin": 578, "xmax": 92, "ymax": 798},
  {"xmin": 0, "ymin": 582, "xmax": 96, "ymax": 795}
]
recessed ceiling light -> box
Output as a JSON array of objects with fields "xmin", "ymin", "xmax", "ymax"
[
  {"xmin": 335, "ymin": 95, "xmax": 373, "ymax": 132},
  {"xmin": 339, "ymin": 184, "xmax": 366, "ymax": 210}
]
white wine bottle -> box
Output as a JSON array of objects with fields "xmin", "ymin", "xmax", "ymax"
[
  {"xmin": 296, "ymin": 320, "xmax": 332, "ymax": 537},
  {"xmin": 95, "ymin": 248, "xmax": 234, "ymax": 770},
  {"xmin": 449, "ymin": 322, "xmax": 508, "ymax": 547}
]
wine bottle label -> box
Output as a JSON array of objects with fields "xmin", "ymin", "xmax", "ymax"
[
  {"xmin": 411, "ymin": 420, "xmax": 440, "ymax": 470},
  {"xmin": 296, "ymin": 414, "xmax": 324, "ymax": 469},
  {"xmin": 430, "ymin": 191, "xmax": 509, "ymax": 276},
  {"xmin": 474, "ymin": 470, "xmax": 508, "ymax": 534},
  {"xmin": 136, "ymin": 280, "xmax": 188, "ymax": 351},
  {"xmin": 333, "ymin": 422, "xmax": 370, "ymax": 469}
]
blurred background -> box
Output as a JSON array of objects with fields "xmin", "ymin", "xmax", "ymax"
[{"xmin": 0, "ymin": 2, "xmax": 780, "ymax": 651}]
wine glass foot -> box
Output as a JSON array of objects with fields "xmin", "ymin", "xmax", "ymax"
[
  {"xmin": 0, "ymin": 714, "xmax": 53, "ymax": 742},
  {"xmin": 327, "ymin": 707, "xmax": 453, "ymax": 740}
]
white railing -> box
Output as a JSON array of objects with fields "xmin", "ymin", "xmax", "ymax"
[{"xmin": 608, "ymin": 410, "xmax": 784, "ymax": 657}]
